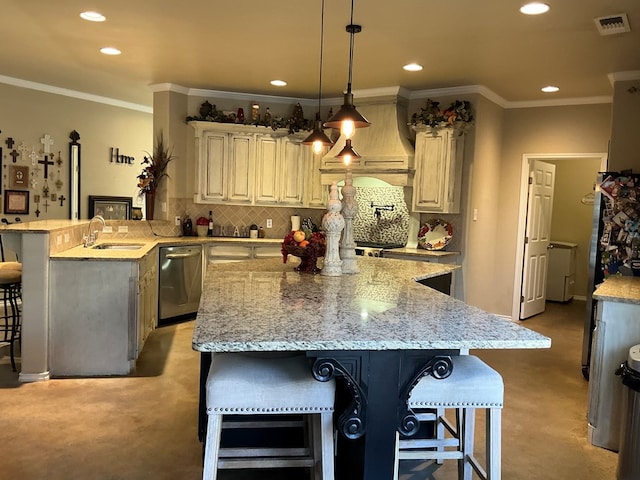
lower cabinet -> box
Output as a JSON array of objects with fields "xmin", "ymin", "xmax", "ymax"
[
  {"xmin": 49, "ymin": 249, "xmax": 158, "ymax": 376},
  {"xmin": 207, "ymin": 243, "xmax": 281, "ymax": 264}
]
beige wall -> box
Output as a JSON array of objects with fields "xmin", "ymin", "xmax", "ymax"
[
  {"xmin": 0, "ymin": 83, "xmax": 152, "ymax": 221},
  {"xmin": 546, "ymin": 157, "xmax": 602, "ymax": 298},
  {"xmin": 609, "ymin": 79, "xmax": 640, "ymax": 171},
  {"xmin": 495, "ymin": 103, "xmax": 611, "ymax": 316}
]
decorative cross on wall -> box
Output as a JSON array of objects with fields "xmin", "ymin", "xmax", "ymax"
[
  {"xmin": 40, "ymin": 134, "xmax": 54, "ymax": 153},
  {"xmin": 10, "ymin": 150, "xmax": 19, "ymax": 163},
  {"xmin": 38, "ymin": 155, "xmax": 54, "ymax": 178},
  {"xmin": 59, "ymin": 195, "xmax": 66, "ymax": 207},
  {"xmin": 5, "ymin": 137, "xmax": 14, "ymax": 149}
]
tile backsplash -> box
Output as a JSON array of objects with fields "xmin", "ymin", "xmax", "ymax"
[{"xmin": 353, "ymin": 186, "xmax": 409, "ymax": 245}]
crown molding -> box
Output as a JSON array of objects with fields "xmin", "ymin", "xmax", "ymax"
[
  {"xmin": 608, "ymin": 71, "xmax": 640, "ymax": 85},
  {"xmin": 0, "ymin": 75, "xmax": 152, "ymax": 113}
]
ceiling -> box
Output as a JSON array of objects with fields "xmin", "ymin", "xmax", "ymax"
[{"xmin": 2, "ymin": 0, "xmax": 639, "ymax": 108}]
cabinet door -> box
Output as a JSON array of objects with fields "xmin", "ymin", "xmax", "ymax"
[
  {"xmin": 279, "ymin": 138, "xmax": 305, "ymax": 206},
  {"xmin": 198, "ymin": 132, "xmax": 228, "ymax": 202},
  {"xmin": 305, "ymin": 146, "xmax": 328, "ymax": 208},
  {"xmin": 412, "ymin": 129, "xmax": 463, "ymax": 213},
  {"xmin": 228, "ymin": 134, "xmax": 254, "ymax": 203},
  {"xmin": 255, "ymin": 135, "xmax": 279, "ymax": 204}
]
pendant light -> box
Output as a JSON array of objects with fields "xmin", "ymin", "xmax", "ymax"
[
  {"xmin": 303, "ymin": 0, "xmax": 333, "ymax": 154},
  {"xmin": 323, "ymin": 0, "xmax": 370, "ymax": 139}
]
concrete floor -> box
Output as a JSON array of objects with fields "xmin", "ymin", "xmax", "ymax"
[{"xmin": 0, "ymin": 300, "xmax": 618, "ymax": 479}]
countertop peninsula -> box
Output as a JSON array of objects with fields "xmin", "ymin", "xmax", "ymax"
[
  {"xmin": 593, "ymin": 275, "xmax": 640, "ymax": 304},
  {"xmin": 193, "ymin": 257, "xmax": 550, "ymax": 353}
]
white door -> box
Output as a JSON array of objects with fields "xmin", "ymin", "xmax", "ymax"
[{"xmin": 520, "ymin": 160, "xmax": 556, "ymax": 319}]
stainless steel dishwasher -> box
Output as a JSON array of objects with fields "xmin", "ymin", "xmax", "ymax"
[{"xmin": 158, "ymin": 244, "xmax": 203, "ymax": 325}]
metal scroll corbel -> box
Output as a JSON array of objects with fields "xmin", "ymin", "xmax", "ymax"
[
  {"xmin": 397, "ymin": 355, "xmax": 454, "ymax": 437},
  {"xmin": 312, "ymin": 357, "xmax": 367, "ymax": 439}
]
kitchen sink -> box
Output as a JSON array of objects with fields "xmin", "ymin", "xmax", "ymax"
[{"xmin": 92, "ymin": 243, "xmax": 144, "ymax": 250}]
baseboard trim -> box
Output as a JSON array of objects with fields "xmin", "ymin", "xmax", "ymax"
[
  {"xmin": 573, "ymin": 295, "xmax": 587, "ymax": 301},
  {"xmin": 19, "ymin": 371, "xmax": 50, "ymax": 383}
]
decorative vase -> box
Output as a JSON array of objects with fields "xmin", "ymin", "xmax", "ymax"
[{"xmin": 145, "ymin": 192, "xmax": 155, "ymax": 220}]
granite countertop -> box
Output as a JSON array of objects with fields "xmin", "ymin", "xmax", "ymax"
[
  {"xmin": 593, "ymin": 276, "xmax": 640, "ymax": 305},
  {"xmin": 193, "ymin": 257, "xmax": 550, "ymax": 353},
  {"xmin": 49, "ymin": 236, "xmax": 283, "ymax": 260},
  {"xmin": 383, "ymin": 247, "xmax": 460, "ymax": 258}
]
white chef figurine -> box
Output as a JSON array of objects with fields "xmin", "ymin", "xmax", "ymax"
[{"xmin": 321, "ymin": 181, "xmax": 345, "ymax": 276}]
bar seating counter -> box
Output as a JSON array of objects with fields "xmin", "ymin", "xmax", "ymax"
[{"xmin": 192, "ymin": 257, "xmax": 551, "ymax": 479}]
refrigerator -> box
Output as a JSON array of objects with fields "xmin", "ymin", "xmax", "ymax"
[{"xmin": 583, "ymin": 172, "xmax": 640, "ymax": 379}]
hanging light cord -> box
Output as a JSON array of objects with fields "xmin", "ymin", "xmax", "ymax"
[
  {"xmin": 347, "ymin": 0, "xmax": 356, "ymax": 91},
  {"xmin": 317, "ymin": 0, "xmax": 326, "ymax": 115}
]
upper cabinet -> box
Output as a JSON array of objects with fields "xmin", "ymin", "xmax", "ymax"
[
  {"xmin": 412, "ymin": 128, "xmax": 465, "ymax": 214},
  {"xmin": 190, "ymin": 121, "xmax": 322, "ymax": 208}
]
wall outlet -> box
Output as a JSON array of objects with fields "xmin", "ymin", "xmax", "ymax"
[
  {"xmin": 56, "ymin": 235, "xmax": 62, "ymax": 246},
  {"xmin": 175, "ymin": 216, "xmax": 181, "ymax": 226},
  {"xmin": 103, "ymin": 226, "xmax": 113, "ymax": 233},
  {"xmin": 161, "ymin": 201, "xmax": 167, "ymax": 212},
  {"xmin": 118, "ymin": 226, "xmax": 128, "ymax": 233},
  {"xmin": 266, "ymin": 219, "xmax": 272, "ymax": 228}
]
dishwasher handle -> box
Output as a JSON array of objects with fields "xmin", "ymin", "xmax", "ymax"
[{"xmin": 165, "ymin": 252, "xmax": 201, "ymax": 259}]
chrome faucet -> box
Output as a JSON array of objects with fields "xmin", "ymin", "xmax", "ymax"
[{"xmin": 84, "ymin": 215, "xmax": 106, "ymax": 247}]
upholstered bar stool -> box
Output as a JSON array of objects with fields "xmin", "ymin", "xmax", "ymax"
[
  {"xmin": 395, "ymin": 355, "xmax": 504, "ymax": 480},
  {"xmin": 203, "ymin": 353, "xmax": 335, "ymax": 480},
  {"xmin": 0, "ymin": 266, "xmax": 22, "ymax": 371}
]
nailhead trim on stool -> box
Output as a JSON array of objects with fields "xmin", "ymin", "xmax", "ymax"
[
  {"xmin": 203, "ymin": 353, "xmax": 335, "ymax": 480},
  {"xmin": 395, "ymin": 355, "xmax": 504, "ymax": 480}
]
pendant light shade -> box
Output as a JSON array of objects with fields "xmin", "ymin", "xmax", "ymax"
[
  {"xmin": 303, "ymin": 115, "xmax": 334, "ymax": 154},
  {"xmin": 323, "ymin": 13, "xmax": 371, "ymax": 135},
  {"xmin": 324, "ymin": 90, "xmax": 370, "ymax": 132},
  {"xmin": 335, "ymin": 138, "xmax": 360, "ymax": 166},
  {"xmin": 303, "ymin": 0, "xmax": 333, "ymax": 153}
]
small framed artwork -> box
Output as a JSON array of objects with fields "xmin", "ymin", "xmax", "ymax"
[
  {"xmin": 4, "ymin": 190, "xmax": 30, "ymax": 215},
  {"xmin": 88, "ymin": 195, "xmax": 132, "ymax": 220},
  {"xmin": 9, "ymin": 165, "xmax": 30, "ymax": 189}
]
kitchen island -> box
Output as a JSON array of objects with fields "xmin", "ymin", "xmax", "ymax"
[
  {"xmin": 588, "ymin": 276, "xmax": 640, "ymax": 451},
  {"xmin": 193, "ymin": 256, "xmax": 551, "ymax": 479}
]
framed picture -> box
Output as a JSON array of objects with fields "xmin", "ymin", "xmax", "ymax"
[
  {"xmin": 88, "ymin": 195, "xmax": 132, "ymax": 220},
  {"xmin": 9, "ymin": 165, "xmax": 30, "ymax": 189},
  {"xmin": 4, "ymin": 190, "xmax": 30, "ymax": 215}
]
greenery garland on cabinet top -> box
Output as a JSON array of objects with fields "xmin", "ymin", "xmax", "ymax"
[
  {"xmin": 410, "ymin": 99, "xmax": 474, "ymax": 133},
  {"xmin": 186, "ymin": 101, "xmax": 316, "ymax": 135}
]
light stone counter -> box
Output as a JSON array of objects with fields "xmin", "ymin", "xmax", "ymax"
[
  {"xmin": 382, "ymin": 247, "xmax": 460, "ymax": 259},
  {"xmin": 193, "ymin": 257, "xmax": 550, "ymax": 352},
  {"xmin": 593, "ymin": 276, "xmax": 640, "ymax": 305}
]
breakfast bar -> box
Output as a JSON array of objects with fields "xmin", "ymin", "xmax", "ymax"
[{"xmin": 192, "ymin": 256, "xmax": 551, "ymax": 479}]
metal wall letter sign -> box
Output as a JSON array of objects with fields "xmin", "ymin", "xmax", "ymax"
[{"xmin": 109, "ymin": 147, "xmax": 135, "ymax": 165}]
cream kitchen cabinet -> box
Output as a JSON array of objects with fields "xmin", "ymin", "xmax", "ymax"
[
  {"xmin": 193, "ymin": 126, "xmax": 253, "ymax": 204},
  {"xmin": 304, "ymin": 146, "xmax": 328, "ymax": 208},
  {"xmin": 254, "ymin": 134, "xmax": 305, "ymax": 206},
  {"xmin": 412, "ymin": 128, "xmax": 464, "ymax": 214},
  {"xmin": 190, "ymin": 121, "xmax": 311, "ymax": 207}
]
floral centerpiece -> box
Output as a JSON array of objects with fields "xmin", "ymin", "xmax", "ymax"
[
  {"xmin": 411, "ymin": 99, "xmax": 474, "ymax": 134},
  {"xmin": 281, "ymin": 229, "xmax": 326, "ymax": 274},
  {"xmin": 137, "ymin": 131, "xmax": 175, "ymax": 220}
]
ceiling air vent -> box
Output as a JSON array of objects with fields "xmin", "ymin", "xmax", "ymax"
[{"xmin": 594, "ymin": 13, "xmax": 631, "ymax": 36}]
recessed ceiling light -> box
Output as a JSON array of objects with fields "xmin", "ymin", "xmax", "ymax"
[
  {"xmin": 100, "ymin": 47, "xmax": 121, "ymax": 56},
  {"xmin": 270, "ymin": 80, "xmax": 287, "ymax": 87},
  {"xmin": 80, "ymin": 11, "xmax": 106, "ymax": 22},
  {"xmin": 541, "ymin": 85, "xmax": 560, "ymax": 93},
  {"xmin": 520, "ymin": 2, "xmax": 550, "ymax": 15},
  {"xmin": 403, "ymin": 63, "xmax": 423, "ymax": 72}
]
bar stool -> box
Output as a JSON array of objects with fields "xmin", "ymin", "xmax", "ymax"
[
  {"xmin": 395, "ymin": 355, "xmax": 504, "ymax": 480},
  {"xmin": 0, "ymin": 265, "xmax": 22, "ymax": 371},
  {"xmin": 203, "ymin": 353, "xmax": 335, "ymax": 480}
]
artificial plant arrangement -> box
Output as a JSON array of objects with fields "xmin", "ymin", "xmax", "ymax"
[
  {"xmin": 137, "ymin": 131, "xmax": 175, "ymax": 196},
  {"xmin": 411, "ymin": 99, "xmax": 474, "ymax": 133},
  {"xmin": 186, "ymin": 101, "xmax": 314, "ymax": 134}
]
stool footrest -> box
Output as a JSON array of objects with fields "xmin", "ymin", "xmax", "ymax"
[
  {"xmin": 398, "ymin": 450, "xmax": 464, "ymax": 461},
  {"xmin": 218, "ymin": 456, "xmax": 316, "ymax": 469}
]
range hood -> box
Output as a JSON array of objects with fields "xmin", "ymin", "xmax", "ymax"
[{"xmin": 320, "ymin": 88, "xmax": 415, "ymax": 186}]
